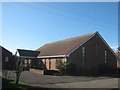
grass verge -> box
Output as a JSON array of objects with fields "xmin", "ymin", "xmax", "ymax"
[{"xmin": 2, "ymin": 78, "xmax": 31, "ymax": 89}]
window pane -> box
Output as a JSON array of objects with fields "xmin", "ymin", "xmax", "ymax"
[
  {"xmin": 105, "ymin": 50, "xmax": 107, "ymax": 63},
  {"xmin": 82, "ymin": 47, "xmax": 85, "ymax": 57}
]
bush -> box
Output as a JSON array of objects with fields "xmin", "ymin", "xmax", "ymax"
[{"xmin": 57, "ymin": 61, "xmax": 76, "ymax": 75}]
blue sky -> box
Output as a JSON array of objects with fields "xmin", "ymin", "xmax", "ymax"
[{"xmin": 2, "ymin": 2, "xmax": 118, "ymax": 53}]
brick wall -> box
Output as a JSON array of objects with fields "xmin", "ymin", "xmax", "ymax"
[
  {"xmin": 68, "ymin": 34, "xmax": 117, "ymax": 74},
  {"xmin": 42, "ymin": 58, "xmax": 67, "ymax": 70},
  {"xmin": 117, "ymin": 61, "xmax": 120, "ymax": 68}
]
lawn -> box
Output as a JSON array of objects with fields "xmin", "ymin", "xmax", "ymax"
[{"xmin": 2, "ymin": 78, "xmax": 32, "ymax": 89}]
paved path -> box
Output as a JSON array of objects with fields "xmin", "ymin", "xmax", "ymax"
[
  {"xmin": 54, "ymin": 78, "xmax": 119, "ymax": 88},
  {"xmin": 30, "ymin": 78, "xmax": 119, "ymax": 88},
  {"xmin": 7, "ymin": 71, "xmax": 119, "ymax": 88}
]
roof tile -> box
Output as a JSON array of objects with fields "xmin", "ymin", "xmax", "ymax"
[{"xmin": 37, "ymin": 32, "xmax": 97, "ymax": 56}]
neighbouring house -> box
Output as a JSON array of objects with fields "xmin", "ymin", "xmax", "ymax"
[
  {"xmin": 116, "ymin": 51, "xmax": 120, "ymax": 68},
  {"xmin": 36, "ymin": 32, "xmax": 117, "ymax": 74},
  {"xmin": 0, "ymin": 46, "xmax": 14, "ymax": 70},
  {"xmin": 15, "ymin": 49, "xmax": 40, "ymax": 70}
]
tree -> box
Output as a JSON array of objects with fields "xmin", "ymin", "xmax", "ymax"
[{"xmin": 15, "ymin": 58, "xmax": 24, "ymax": 84}]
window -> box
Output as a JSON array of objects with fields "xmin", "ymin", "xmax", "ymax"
[
  {"xmin": 82, "ymin": 47, "xmax": 85, "ymax": 67},
  {"xmin": 82, "ymin": 47, "xmax": 85, "ymax": 57},
  {"xmin": 49, "ymin": 59, "xmax": 52, "ymax": 69},
  {"xmin": 56, "ymin": 58, "xmax": 62, "ymax": 69},
  {"xmin": 42, "ymin": 59, "xmax": 46, "ymax": 68},
  {"xmin": 44, "ymin": 59, "xmax": 46, "ymax": 65},
  {"xmin": 5, "ymin": 57, "xmax": 8, "ymax": 62},
  {"xmin": 105, "ymin": 50, "xmax": 107, "ymax": 63}
]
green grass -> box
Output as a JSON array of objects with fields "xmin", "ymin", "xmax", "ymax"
[
  {"xmin": 2, "ymin": 78, "xmax": 32, "ymax": 89},
  {"xmin": 9, "ymin": 81, "xmax": 28, "ymax": 89},
  {"xmin": 9, "ymin": 81, "xmax": 26, "ymax": 85}
]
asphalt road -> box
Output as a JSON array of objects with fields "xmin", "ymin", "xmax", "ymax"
[
  {"xmin": 5, "ymin": 71, "xmax": 119, "ymax": 88},
  {"xmin": 30, "ymin": 78, "xmax": 119, "ymax": 88}
]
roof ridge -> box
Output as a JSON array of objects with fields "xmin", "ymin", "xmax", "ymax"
[
  {"xmin": 47, "ymin": 32, "xmax": 97, "ymax": 45},
  {"xmin": 36, "ymin": 32, "xmax": 97, "ymax": 51},
  {"xmin": 17, "ymin": 49, "xmax": 38, "ymax": 52},
  {"xmin": 36, "ymin": 31, "xmax": 98, "ymax": 56}
]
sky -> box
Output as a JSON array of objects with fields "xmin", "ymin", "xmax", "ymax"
[{"xmin": 2, "ymin": 2, "xmax": 118, "ymax": 54}]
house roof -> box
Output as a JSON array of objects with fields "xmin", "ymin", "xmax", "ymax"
[
  {"xmin": 36, "ymin": 32, "xmax": 97, "ymax": 57},
  {"xmin": 116, "ymin": 51, "xmax": 120, "ymax": 57},
  {"xmin": 0, "ymin": 45, "xmax": 12, "ymax": 55},
  {"xmin": 116, "ymin": 51, "xmax": 120, "ymax": 59},
  {"xmin": 17, "ymin": 49, "xmax": 40, "ymax": 57}
]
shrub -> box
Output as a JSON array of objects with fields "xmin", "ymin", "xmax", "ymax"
[{"xmin": 57, "ymin": 61, "xmax": 76, "ymax": 75}]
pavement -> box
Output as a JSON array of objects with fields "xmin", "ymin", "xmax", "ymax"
[
  {"xmin": 29, "ymin": 78, "xmax": 119, "ymax": 88},
  {"xmin": 3, "ymin": 71, "xmax": 120, "ymax": 88}
]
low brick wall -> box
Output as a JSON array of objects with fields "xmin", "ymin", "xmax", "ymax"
[{"xmin": 30, "ymin": 69, "xmax": 44, "ymax": 75}]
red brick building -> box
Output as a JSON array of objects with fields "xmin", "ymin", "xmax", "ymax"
[
  {"xmin": 36, "ymin": 32, "xmax": 117, "ymax": 74},
  {"xmin": 116, "ymin": 51, "xmax": 120, "ymax": 68}
]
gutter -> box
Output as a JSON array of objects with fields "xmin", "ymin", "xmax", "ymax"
[
  {"xmin": 16, "ymin": 55, "xmax": 68, "ymax": 59},
  {"xmin": 37, "ymin": 55, "xmax": 68, "ymax": 59}
]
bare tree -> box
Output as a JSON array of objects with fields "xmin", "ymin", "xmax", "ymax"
[{"xmin": 15, "ymin": 58, "xmax": 24, "ymax": 84}]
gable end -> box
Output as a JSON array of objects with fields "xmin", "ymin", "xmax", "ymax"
[
  {"xmin": 96, "ymin": 32, "xmax": 118, "ymax": 59},
  {"xmin": 67, "ymin": 32, "xmax": 97, "ymax": 57},
  {"xmin": 67, "ymin": 32, "xmax": 118, "ymax": 60}
]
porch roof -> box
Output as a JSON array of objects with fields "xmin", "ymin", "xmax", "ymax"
[{"xmin": 16, "ymin": 49, "xmax": 40, "ymax": 58}]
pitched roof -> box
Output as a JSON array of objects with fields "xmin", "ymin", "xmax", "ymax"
[
  {"xmin": 0, "ymin": 45, "xmax": 12, "ymax": 55},
  {"xmin": 17, "ymin": 49, "xmax": 40, "ymax": 57},
  {"xmin": 116, "ymin": 51, "xmax": 120, "ymax": 59},
  {"xmin": 36, "ymin": 32, "xmax": 97, "ymax": 57}
]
